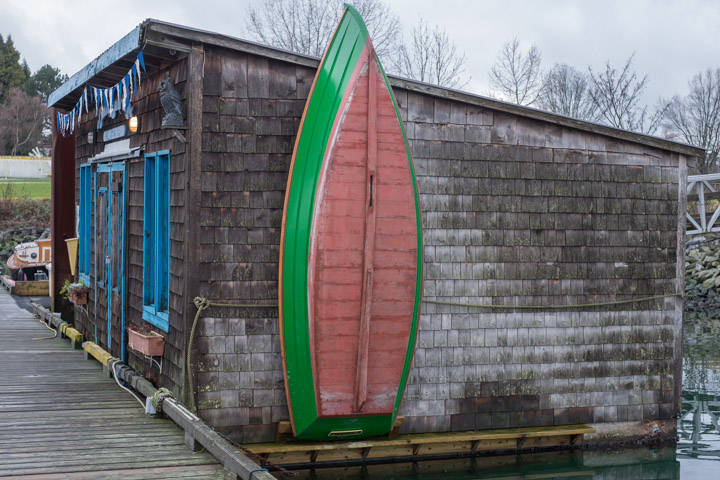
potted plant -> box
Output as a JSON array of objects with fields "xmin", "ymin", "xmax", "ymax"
[
  {"xmin": 127, "ymin": 324, "xmax": 165, "ymax": 356},
  {"xmin": 59, "ymin": 279, "xmax": 90, "ymax": 305}
]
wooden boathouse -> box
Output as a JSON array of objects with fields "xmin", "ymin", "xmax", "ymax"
[{"xmin": 48, "ymin": 19, "xmax": 702, "ymax": 446}]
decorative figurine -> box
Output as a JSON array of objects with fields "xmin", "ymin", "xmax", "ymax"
[{"xmin": 158, "ymin": 77, "xmax": 184, "ymax": 127}]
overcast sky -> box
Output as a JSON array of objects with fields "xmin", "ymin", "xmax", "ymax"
[{"xmin": 2, "ymin": 0, "xmax": 719, "ymax": 106}]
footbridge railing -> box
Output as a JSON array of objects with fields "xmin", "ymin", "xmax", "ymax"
[{"xmin": 687, "ymin": 173, "xmax": 720, "ymax": 235}]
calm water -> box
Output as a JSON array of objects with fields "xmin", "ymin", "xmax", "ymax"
[
  {"xmin": 295, "ymin": 310, "xmax": 720, "ymax": 479},
  {"xmin": 679, "ymin": 308, "xmax": 720, "ymax": 477}
]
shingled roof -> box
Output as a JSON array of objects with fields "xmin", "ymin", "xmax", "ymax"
[{"xmin": 49, "ymin": 19, "xmax": 704, "ymax": 158}]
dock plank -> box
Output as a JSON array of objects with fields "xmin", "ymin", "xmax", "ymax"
[
  {"xmin": 248, "ymin": 424, "xmax": 595, "ymax": 465},
  {"xmin": 0, "ymin": 288, "xmax": 225, "ymax": 479}
]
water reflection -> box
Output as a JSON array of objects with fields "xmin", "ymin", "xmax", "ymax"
[
  {"xmin": 678, "ymin": 309, "xmax": 720, "ymax": 467},
  {"xmin": 296, "ymin": 449, "xmax": 680, "ymax": 479},
  {"xmin": 294, "ymin": 309, "xmax": 719, "ymax": 479}
]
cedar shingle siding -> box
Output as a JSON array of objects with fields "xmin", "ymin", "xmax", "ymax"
[{"xmin": 70, "ymin": 36, "xmax": 690, "ymax": 444}]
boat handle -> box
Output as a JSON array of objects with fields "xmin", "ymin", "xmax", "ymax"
[
  {"xmin": 369, "ymin": 175, "xmax": 373, "ymax": 207},
  {"xmin": 328, "ymin": 429, "xmax": 363, "ymax": 437}
]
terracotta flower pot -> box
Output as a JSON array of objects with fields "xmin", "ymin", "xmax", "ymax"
[
  {"xmin": 69, "ymin": 288, "xmax": 89, "ymax": 305},
  {"xmin": 127, "ymin": 328, "xmax": 165, "ymax": 356}
]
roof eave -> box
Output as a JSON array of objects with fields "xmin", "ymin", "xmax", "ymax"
[{"xmin": 48, "ymin": 23, "xmax": 144, "ymax": 109}]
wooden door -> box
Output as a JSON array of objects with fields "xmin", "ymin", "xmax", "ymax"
[{"xmin": 94, "ymin": 162, "xmax": 127, "ymax": 360}]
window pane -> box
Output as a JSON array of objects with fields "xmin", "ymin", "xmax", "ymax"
[
  {"xmin": 143, "ymin": 154, "xmax": 156, "ymax": 306},
  {"xmin": 142, "ymin": 151, "xmax": 170, "ymax": 332},
  {"xmin": 97, "ymin": 189, "xmax": 107, "ymax": 285},
  {"xmin": 79, "ymin": 165, "xmax": 90, "ymax": 275},
  {"xmin": 158, "ymin": 153, "xmax": 169, "ymax": 312}
]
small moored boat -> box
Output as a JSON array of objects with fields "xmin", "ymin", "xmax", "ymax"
[{"xmin": 280, "ymin": 5, "xmax": 422, "ymax": 440}]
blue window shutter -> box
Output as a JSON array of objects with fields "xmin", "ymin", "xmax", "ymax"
[
  {"xmin": 79, "ymin": 164, "xmax": 91, "ymax": 279},
  {"xmin": 143, "ymin": 153, "xmax": 155, "ymax": 309},
  {"xmin": 158, "ymin": 152, "xmax": 170, "ymax": 312},
  {"xmin": 142, "ymin": 151, "xmax": 170, "ymax": 332}
]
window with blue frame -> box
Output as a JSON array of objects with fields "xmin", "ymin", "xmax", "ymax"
[
  {"xmin": 143, "ymin": 151, "xmax": 170, "ymax": 331},
  {"xmin": 78, "ymin": 164, "xmax": 92, "ymax": 283}
]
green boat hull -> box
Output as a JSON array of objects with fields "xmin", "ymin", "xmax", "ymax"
[{"xmin": 279, "ymin": 5, "xmax": 422, "ymax": 441}]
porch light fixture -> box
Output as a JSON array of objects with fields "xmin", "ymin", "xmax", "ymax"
[
  {"xmin": 129, "ymin": 116, "xmax": 139, "ymax": 133},
  {"xmin": 87, "ymin": 131, "xmax": 94, "ymax": 144}
]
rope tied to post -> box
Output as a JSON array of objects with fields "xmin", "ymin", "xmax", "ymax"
[
  {"xmin": 193, "ymin": 296, "xmax": 211, "ymax": 312},
  {"xmin": 152, "ymin": 387, "xmax": 175, "ymax": 414},
  {"xmin": 186, "ymin": 296, "xmax": 278, "ymax": 413}
]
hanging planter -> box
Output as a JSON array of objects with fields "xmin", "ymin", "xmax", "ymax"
[
  {"xmin": 127, "ymin": 326, "xmax": 165, "ymax": 356},
  {"xmin": 69, "ymin": 287, "xmax": 89, "ymax": 305},
  {"xmin": 60, "ymin": 280, "xmax": 90, "ymax": 305}
]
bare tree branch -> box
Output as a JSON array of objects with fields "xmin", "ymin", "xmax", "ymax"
[
  {"xmin": 488, "ymin": 37, "xmax": 542, "ymax": 106},
  {"xmin": 663, "ymin": 68, "xmax": 720, "ymax": 173},
  {"xmin": 391, "ymin": 18, "xmax": 469, "ymax": 88},
  {"xmin": 537, "ymin": 63, "xmax": 598, "ymax": 121},
  {"xmin": 245, "ymin": 0, "xmax": 401, "ymax": 61},
  {"xmin": 587, "ymin": 54, "xmax": 667, "ymax": 135},
  {"xmin": 0, "ymin": 88, "xmax": 45, "ymax": 155}
]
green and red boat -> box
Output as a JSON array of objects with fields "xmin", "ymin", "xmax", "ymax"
[{"xmin": 279, "ymin": 5, "xmax": 423, "ymax": 441}]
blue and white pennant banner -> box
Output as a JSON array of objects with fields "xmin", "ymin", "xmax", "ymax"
[{"xmin": 56, "ymin": 51, "xmax": 147, "ymax": 137}]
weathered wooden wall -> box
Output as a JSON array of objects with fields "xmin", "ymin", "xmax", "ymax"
[
  {"xmin": 129, "ymin": 60, "xmax": 189, "ymax": 393},
  {"xmin": 192, "ymin": 46, "xmax": 309, "ymax": 441},
  {"xmin": 189, "ymin": 46, "xmax": 685, "ymax": 443},
  {"xmin": 73, "ymin": 59, "xmax": 189, "ymax": 395},
  {"xmin": 70, "ymin": 42, "xmax": 687, "ymax": 445},
  {"xmin": 394, "ymin": 90, "xmax": 684, "ymax": 432}
]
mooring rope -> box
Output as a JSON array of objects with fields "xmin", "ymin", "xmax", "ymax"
[
  {"xmin": 151, "ymin": 387, "xmax": 175, "ymax": 414},
  {"xmin": 186, "ymin": 291, "xmax": 683, "ymax": 412},
  {"xmin": 186, "ymin": 297, "xmax": 277, "ymax": 413},
  {"xmin": 32, "ymin": 315, "xmax": 58, "ymax": 340},
  {"xmin": 423, "ymin": 293, "xmax": 684, "ymax": 310}
]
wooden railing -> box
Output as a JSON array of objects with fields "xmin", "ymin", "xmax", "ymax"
[{"xmin": 687, "ymin": 173, "xmax": 720, "ymax": 235}]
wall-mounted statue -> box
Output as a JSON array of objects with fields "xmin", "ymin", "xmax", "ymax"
[{"xmin": 158, "ymin": 77, "xmax": 184, "ymax": 128}]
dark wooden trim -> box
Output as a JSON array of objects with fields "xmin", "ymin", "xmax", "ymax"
[
  {"xmin": 180, "ymin": 43, "xmax": 205, "ymax": 405},
  {"xmin": 144, "ymin": 29, "xmax": 193, "ymax": 54},
  {"xmin": 50, "ymin": 108, "xmax": 77, "ymax": 315},
  {"xmin": 146, "ymin": 22, "xmax": 319, "ymax": 69},
  {"xmin": 389, "ymin": 77, "xmax": 705, "ymax": 158},
  {"xmin": 674, "ymin": 154, "xmax": 688, "ymax": 417}
]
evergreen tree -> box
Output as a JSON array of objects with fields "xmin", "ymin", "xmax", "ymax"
[
  {"xmin": 0, "ymin": 34, "xmax": 29, "ymax": 102},
  {"xmin": 25, "ymin": 64, "xmax": 68, "ymax": 103}
]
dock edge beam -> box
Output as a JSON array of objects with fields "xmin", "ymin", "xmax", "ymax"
[
  {"xmin": 79, "ymin": 341, "xmax": 275, "ymax": 480},
  {"xmin": 30, "ymin": 300, "xmax": 274, "ymax": 480}
]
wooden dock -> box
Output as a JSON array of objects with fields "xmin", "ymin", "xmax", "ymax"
[
  {"xmin": 249, "ymin": 424, "xmax": 595, "ymax": 466},
  {"xmin": 0, "ymin": 287, "xmax": 225, "ymax": 479}
]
